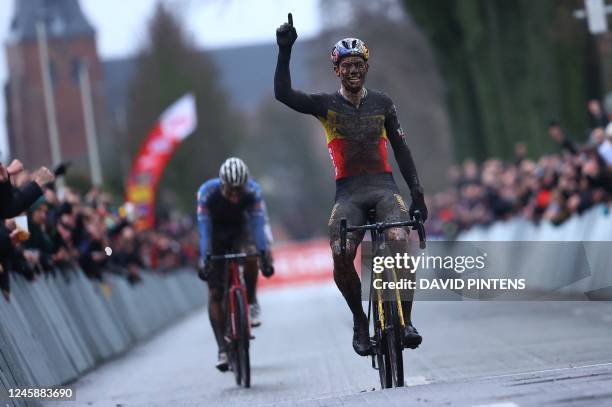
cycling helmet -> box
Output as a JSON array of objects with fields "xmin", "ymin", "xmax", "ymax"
[
  {"xmin": 219, "ymin": 157, "xmax": 249, "ymax": 187},
  {"xmin": 331, "ymin": 38, "xmax": 369, "ymax": 66}
]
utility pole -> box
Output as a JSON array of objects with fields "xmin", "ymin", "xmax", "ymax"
[
  {"xmin": 36, "ymin": 21, "xmax": 62, "ymax": 168},
  {"xmin": 574, "ymin": 0, "xmax": 612, "ymax": 97},
  {"xmin": 574, "ymin": 0, "xmax": 610, "ymax": 33},
  {"xmin": 78, "ymin": 62, "xmax": 103, "ymax": 186}
]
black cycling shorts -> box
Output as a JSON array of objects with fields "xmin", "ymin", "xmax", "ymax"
[
  {"xmin": 207, "ymin": 227, "xmax": 255, "ymax": 291},
  {"xmin": 328, "ymin": 173, "xmax": 410, "ymax": 243}
]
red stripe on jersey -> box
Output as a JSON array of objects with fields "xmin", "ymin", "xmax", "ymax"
[{"xmin": 327, "ymin": 137, "xmax": 392, "ymax": 179}]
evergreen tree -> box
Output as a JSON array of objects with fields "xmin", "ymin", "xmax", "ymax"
[{"xmin": 404, "ymin": 0, "xmax": 597, "ymax": 161}]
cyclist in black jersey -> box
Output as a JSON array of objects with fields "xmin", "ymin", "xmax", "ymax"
[{"xmin": 275, "ymin": 14, "xmax": 428, "ymax": 356}]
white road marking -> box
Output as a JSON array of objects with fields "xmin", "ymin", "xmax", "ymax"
[
  {"xmin": 404, "ymin": 375, "xmax": 430, "ymax": 386},
  {"xmin": 479, "ymin": 361, "xmax": 612, "ymax": 381}
]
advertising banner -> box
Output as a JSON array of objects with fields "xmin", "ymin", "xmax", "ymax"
[{"xmin": 126, "ymin": 94, "xmax": 197, "ymax": 229}]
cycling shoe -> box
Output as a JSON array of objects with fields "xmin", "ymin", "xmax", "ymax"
[
  {"xmin": 352, "ymin": 318, "xmax": 372, "ymax": 356},
  {"xmin": 216, "ymin": 351, "xmax": 229, "ymax": 372},
  {"xmin": 403, "ymin": 324, "xmax": 422, "ymax": 349}
]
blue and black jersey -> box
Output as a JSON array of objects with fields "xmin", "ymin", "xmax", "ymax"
[{"xmin": 196, "ymin": 178, "xmax": 269, "ymax": 258}]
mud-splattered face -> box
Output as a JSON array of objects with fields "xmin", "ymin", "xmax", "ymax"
[{"xmin": 334, "ymin": 56, "xmax": 368, "ymax": 93}]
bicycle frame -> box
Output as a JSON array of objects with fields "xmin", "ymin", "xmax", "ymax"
[
  {"xmin": 369, "ymin": 229, "xmax": 406, "ymax": 332},
  {"xmin": 340, "ymin": 213, "xmax": 425, "ymax": 332},
  {"xmin": 365, "ymin": 222, "xmax": 406, "ymax": 359},
  {"xmin": 340, "ymin": 211, "xmax": 426, "ymax": 388},
  {"xmin": 208, "ymin": 252, "xmax": 257, "ymax": 387},
  {"xmin": 208, "ymin": 253, "xmax": 256, "ymax": 341}
]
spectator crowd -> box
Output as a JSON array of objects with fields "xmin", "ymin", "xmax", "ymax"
[
  {"xmin": 0, "ymin": 160, "xmax": 198, "ymax": 301},
  {"xmin": 428, "ymin": 100, "xmax": 612, "ymax": 238},
  {"xmin": 4, "ymin": 100, "xmax": 612, "ymax": 297}
]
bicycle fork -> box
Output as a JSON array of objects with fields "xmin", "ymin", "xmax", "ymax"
[
  {"xmin": 391, "ymin": 267, "xmax": 406, "ymax": 329},
  {"xmin": 370, "ymin": 266, "xmax": 407, "ymax": 370},
  {"xmin": 227, "ymin": 263, "xmax": 252, "ymax": 342}
]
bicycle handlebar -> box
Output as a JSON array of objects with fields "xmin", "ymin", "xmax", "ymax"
[
  {"xmin": 340, "ymin": 210, "xmax": 427, "ymax": 256},
  {"xmin": 207, "ymin": 252, "xmax": 259, "ymax": 261}
]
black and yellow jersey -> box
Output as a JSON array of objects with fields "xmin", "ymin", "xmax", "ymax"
[{"xmin": 274, "ymin": 48, "xmax": 420, "ymax": 189}]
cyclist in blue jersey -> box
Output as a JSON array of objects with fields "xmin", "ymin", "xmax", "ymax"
[{"xmin": 197, "ymin": 157, "xmax": 274, "ymax": 371}]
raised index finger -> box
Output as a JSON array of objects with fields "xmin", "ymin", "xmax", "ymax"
[{"xmin": 288, "ymin": 13, "xmax": 293, "ymax": 26}]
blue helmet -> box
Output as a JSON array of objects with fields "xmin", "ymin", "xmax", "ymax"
[{"xmin": 331, "ymin": 38, "xmax": 369, "ymax": 66}]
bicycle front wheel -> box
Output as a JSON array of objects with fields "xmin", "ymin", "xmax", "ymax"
[
  {"xmin": 384, "ymin": 301, "xmax": 404, "ymax": 387},
  {"xmin": 227, "ymin": 296, "xmax": 241, "ymax": 385},
  {"xmin": 234, "ymin": 290, "xmax": 251, "ymax": 388},
  {"xmin": 373, "ymin": 299, "xmax": 392, "ymax": 388}
]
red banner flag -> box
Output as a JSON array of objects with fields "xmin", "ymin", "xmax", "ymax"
[{"xmin": 126, "ymin": 94, "xmax": 197, "ymax": 229}]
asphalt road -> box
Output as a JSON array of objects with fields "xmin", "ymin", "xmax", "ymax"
[{"xmin": 50, "ymin": 283, "xmax": 612, "ymax": 406}]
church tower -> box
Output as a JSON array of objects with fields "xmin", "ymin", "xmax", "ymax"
[{"xmin": 4, "ymin": 0, "xmax": 106, "ymax": 173}]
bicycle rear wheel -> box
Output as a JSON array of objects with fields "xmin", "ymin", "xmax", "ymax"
[
  {"xmin": 384, "ymin": 301, "xmax": 404, "ymax": 387},
  {"xmin": 234, "ymin": 290, "xmax": 251, "ymax": 388}
]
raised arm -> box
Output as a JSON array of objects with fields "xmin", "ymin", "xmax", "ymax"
[
  {"xmin": 385, "ymin": 100, "xmax": 428, "ymax": 220},
  {"xmin": 274, "ymin": 13, "xmax": 323, "ymax": 116},
  {"xmin": 0, "ymin": 162, "xmax": 50, "ymax": 219},
  {"xmin": 0, "ymin": 181, "xmax": 42, "ymax": 218}
]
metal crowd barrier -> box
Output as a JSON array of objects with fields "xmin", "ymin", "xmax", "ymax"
[
  {"xmin": 0, "ymin": 268, "xmax": 205, "ymax": 407},
  {"xmin": 458, "ymin": 205, "xmax": 612, "ymax": 242},
  {"xmin": 456, "ymin": 205, "xmax": 612, "ymax": 296}
]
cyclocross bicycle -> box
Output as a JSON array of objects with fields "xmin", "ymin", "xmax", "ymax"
[
  {"xmin": 340, "ymin": 209, "xmax": 426, "ymax": 389},
  {"xmin": 207, "ymin": 252, "xmax": 258, "ymax": 388}
]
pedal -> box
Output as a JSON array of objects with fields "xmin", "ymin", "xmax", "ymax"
[
  {"xmin": 223, "ymin": 336, "xmax": 237, "ymax": 350},
  {"xmin": 370, "ymin": 338, "xmax": 377, "ymax": 355}
]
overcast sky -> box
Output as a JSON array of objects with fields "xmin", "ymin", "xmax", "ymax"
[{"xmin": 0, "ymin": 0, "xmax": 321, "ymax": 162}]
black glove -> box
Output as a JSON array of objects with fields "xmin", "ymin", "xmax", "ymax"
[
  {"xmin": 409, "ymin": 186, "xmax": 428, "ymax": 222},
  {"xmin": 197, "ymin": 258, "xmax": 209, "ymax": 281},
  {"xmin": 276, "ymin": 13, "xmax": 297, "ymax": 51},
  {"xmin": 260, "ymin": 250, "xmax": 274, "ymax": 278}
]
